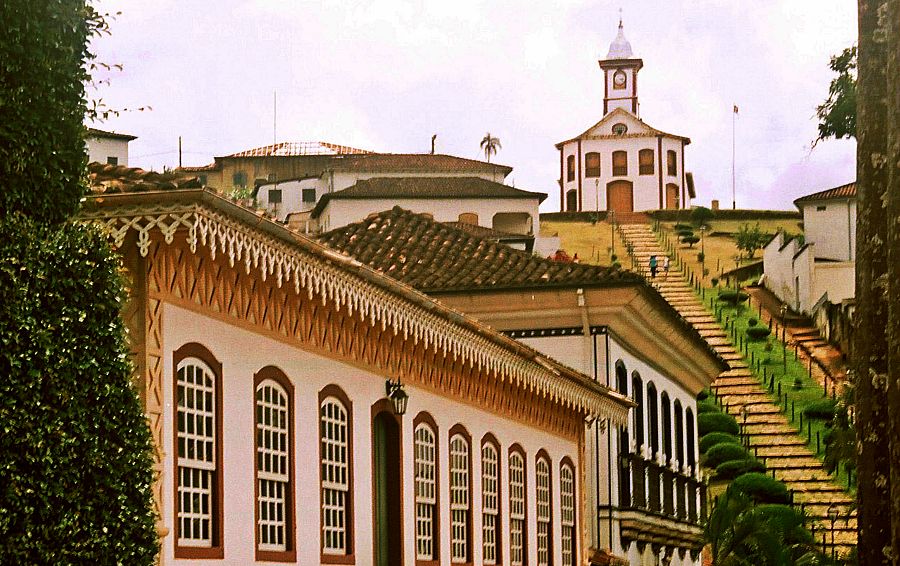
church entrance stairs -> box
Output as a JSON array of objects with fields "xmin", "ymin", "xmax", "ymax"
[{"xmin": 616, "ymin": 222, "xmax": 857, "ymax": 555}]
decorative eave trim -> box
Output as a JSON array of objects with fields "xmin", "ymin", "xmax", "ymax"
[
  {"xmin": 505, "ymin": 326, "xmax": 609, "ymax": 339},
  {"xmin": 81, "ymin": 191, "xmax": 631, "ymax": 425}
]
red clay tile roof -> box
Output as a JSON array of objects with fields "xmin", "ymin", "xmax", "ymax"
[
  {"xmin": 225, "ymin": 141, "xmax": 373, "ymax": 157},
  {"xmin": 88, "ymin": 162, "xmax": 202, "ymax": 194},
  {"xmin": 311, "ymin": 177, "xmax": 545, "ymax": 218},
  {"xmin": 330, "ymin": 153, "xmax": 513, "ymax": 175},
  {"xmin": 317, "ymin": 207, "xmax": 642, "ymax": 293},
  {"xmin": 86, "ymin": 127, "xmax": 137, "ymax": 141},
  {"xmin": 443, "ymin": 221, "xmax": 530, "ymax": 241},
  {"xmin": 794, "ymin": 181, "xmax": 856, "ymax": 205}
]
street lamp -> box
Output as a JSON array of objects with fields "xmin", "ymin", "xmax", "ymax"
[
  {"xmin": 385, "ymin": 378, "xmax": 409, "ymax": 416},
  {"xmin": 827, "ymin": 504, "xmax": 839, "ymax": 559}
]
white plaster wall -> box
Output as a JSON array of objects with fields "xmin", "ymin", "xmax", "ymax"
[
  {"xmin": 604, "ymin": 67, "xmax": 637, "ymax": 114},
  {"xmin": 86, "ymin": 136, "xmax": 129, "ymax": 166},
  {"xmin": 256, "ymin": 178, "xmax": 321, "ymax": 221},
  {"xmin": 763, "ymin": 233, "xmax": 811, "ymax": 312},
  {"xmin": 801, "ymin": 200, "xmax": 856, "ymax": 261},
  {"xmin": 319, "ymin": 197, "xmax": 539, "ymax": 235},
  {"xmin": 811, "ymin": 262, "xmax": 856, "ymax": 307},
  {"xmin": 160, "ymin": 303, "xmax": 579, "ymax": 566}
]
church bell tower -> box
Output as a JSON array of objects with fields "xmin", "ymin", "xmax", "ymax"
[{"xmin": 599, "ymin": 18, "xmax": 643, "ymax": 116}]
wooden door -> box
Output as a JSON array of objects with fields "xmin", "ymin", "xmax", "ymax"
[
  {"xmin": 373, "ymin": 410, "xmax": 402, "ymax": 566},
  {"xmin": 666, "ymin": 184, "xmax": 680, "ymax": 209},
  {"xmin": 606, "ymin": 181, "xmax": 634, "ymax": 213}
]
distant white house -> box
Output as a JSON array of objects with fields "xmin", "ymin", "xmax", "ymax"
[
  {"xmin": 555, "ymin": 20, "xmax": 693, "ymax": 213},
  {"xmin": 762, "ymin": 182, "xmax": 856, "ymax": 346},
  {"xmin": 86, "ymin": 127, "xmax": 136, "ymax": 166}
]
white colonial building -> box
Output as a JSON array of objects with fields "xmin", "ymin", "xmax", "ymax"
[
  {"xmin": 557, "ymin": 21, "xmax": 692, "ymax": 214},
  {"xmin": 82, "ymin": 171, "xmax": 631, "ymax": 566},
  {"xmin": 86, "ymin": 127, "xmax": 136, "ymax": 166}
]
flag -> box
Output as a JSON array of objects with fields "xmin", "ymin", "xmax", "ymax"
[{"xmin": 733, "ymin": 105, "xmax": 739, "ymax": 114}]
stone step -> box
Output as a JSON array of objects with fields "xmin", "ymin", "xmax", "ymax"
[
  {"xmin": 752, "ymin": 445, "xmax": 813, "ymax": 458},
  {"xmin": 763, "ymin": 456, "xmax": 827, "ymax": 469},
  {"xmin": 717, "ymin": 368, "xmax": 755, "ymax": 378},
  {"xmin": 742, "ymin": 423, "xmax": 804, "ymax": 436},
  {"xmin": 712, "ymin": 376, "xmax": 760, "ymax": 387},
  {"xmin": 712, "ymin": 384, "xmax": 767, "ymax": 396}
]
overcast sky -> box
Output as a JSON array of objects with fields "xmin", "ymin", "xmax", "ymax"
[{"xmin": 90, "ymin": 0, "xmax": 857, "ymax": 211}]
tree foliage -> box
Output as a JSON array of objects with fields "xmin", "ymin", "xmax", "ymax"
[
  {"xmin": 815, "ymin": 46, "xmax": 857, "ymax": 144},
  {"xmin": 480, "ymin": 132, "xmax": 501, "ymax": 163},
  {"xmin": 734, "ymin": 223, "xmax": 768, "ymax": 258}
]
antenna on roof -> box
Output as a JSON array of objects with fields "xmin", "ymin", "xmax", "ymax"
[{"xmin": 431, "ymin": 134, "xmax": 437, "ymax": 155}]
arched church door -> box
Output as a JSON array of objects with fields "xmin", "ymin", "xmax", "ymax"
[
  {"xmin": 666, "ymin": 184, "xmax": 680, "ymax": 210},
  {"xmin": 606, "ymin": 181, "xmax": 634, "ymax": 213},
  {"xmin": 566, "ymin": 189, "xmax": 578, "ymax": 212}
]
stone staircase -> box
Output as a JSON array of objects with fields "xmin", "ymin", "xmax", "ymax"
[{"xmin": 618, "ymin": 222, "xmax": 856, "ymax": 556}]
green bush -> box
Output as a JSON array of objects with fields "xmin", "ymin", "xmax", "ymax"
[
  {"xmin": 698, "ymin": 411, "xmax": 740, "ymax": 436},
  {"xmin": 0, "ymin": 217, "xmax": 159, "ymax": 563},
  {"xmin": 691, "ymin": 206, "xmax": 715, "ymax": 226},
  {"xmin": 748, "ymin": 318, "xmax": 758, "ymax": 327},
  {"xmin": 704, "ymin": 442, "xmax": 751, "ymax": 468},
  {"xmin": 699, "ymin": 432, "xmax": 741, "ymax": 454},
  {"xmin": 697, "ymin": 388, "xmax": 710, "ymax": 401},
  {"xmin": 674, "ymin": 223, "xmax": 693, "ymax": 231},
  {"xmin": 697, "ymin": 401, "xmax": 720, "ymax": 414},
  {"xmin": 716, "ymin": 458, "xmax": 766, "ymax": 479},
  {"xmin": 755, "ymin": 505, "xmax": 814, "ymax": 545},
  {"xmin": 711, "ymin": 277, "xmax": 719, "ymax": 287},
  {"xmin": 718, "ymin": 290, "xmax": 749, "ymax": 304},
  {"xmin": 803, "ymin": 399, "xmax": 838, "ymax": 420},
  {"xmin": 731, "ymin": 473, "xmax": 790, "ymax": 504},
  {"xmin": 676, "ymin": 229, "xmax": 695, "ymax": 238},
  {"xmin": 746, "ymin": 325, "xmax": 772, "ymax": 341},
  {"xmin": 681, "ymin": 235, "xmax": 700, "ymax": 247}
]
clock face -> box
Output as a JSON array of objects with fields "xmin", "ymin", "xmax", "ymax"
[{"xmin": 613, "ymin": 70, "xmax": 626, "ymax": 88}]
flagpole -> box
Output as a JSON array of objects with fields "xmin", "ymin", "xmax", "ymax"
[{"xmin": 732, "ymin": 105, "xmax": 736, "ymax": 210}]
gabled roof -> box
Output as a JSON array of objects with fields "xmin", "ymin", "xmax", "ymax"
[
  {"xmin": 318, "ymin": 206, "xmax": 642, "ymax": 293},
  {"xmin": 330, "ymin": 153, "xmax": 513, "ymax": 175},
  {"xmin": 443, "ymin": 221, "xmax": 532, "ymax": 242},
  {"xmin": 555, "ymin": 107, "xmax": 690, "ymax": 148},
  {"xmin": 224, "ymin": 141, "xmax": 373, "ymax": 158},
  {"xmin": 310, "ymin": 177, "xmax": 545, "ymax": 218},
  {"xmin": 793, "ymin": 181, "xmax": 856, "ymax": 206},
  {"xmin": 86, "ymin": 127, "xmax": 137, "ymax": 141},
  {"xmin": 88, "ymin": 162, "xmax": 201, "ymax": 193}
]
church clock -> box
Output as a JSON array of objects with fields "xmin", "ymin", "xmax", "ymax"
[{"xmin": 613, "ymin": 70, "xmax": 627, "ymax": 89}]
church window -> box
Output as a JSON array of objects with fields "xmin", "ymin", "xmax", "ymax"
[
  {"xmin": 482, "ymin": 436, "xmax": 501, "ymax": 565},
  {"xmin": 509, "ymin": 446, "xmax": 528, "ymax": 566},
  {"xmin": 414, "ymin": 415, "xmax": 439, "ymax": 561},
  {"xmin": 536, "ymin": 453, "xmax": 553, "ymax": 566},
  {"xmin": 449, "ymin": 428, "xmax": 471, "ymax": 563},
  {"xmin": 320, "ymin": 387, "xmax": 353, "ymax": 559},
  {"xmin": 612, "ymin": 151, "xmax": 628, "ymax": 177},
  {"xmin": 639, "ymin": 149, "xmax": 655, "ymax": 175},
  {"xmin": 667, "ymin": 150, "xmax": 678, "ymax": 176},
  {"xmin": 585, "ymin": 152, "xmax": 601, "ymax": 178},
  {"xmin": 560, "ymin": 460, "xmax": 576, "ymax": 566},
  {"xmin": 566, "ymin": 155, "xmax": 575, "ymax": 182},
  {"xmin": 255, "ymin": 369, "xmax": 294, "ymax": 560},
  {"xmin": 612, "ymin": 123, "xmax": 628, "ymax": 135}
]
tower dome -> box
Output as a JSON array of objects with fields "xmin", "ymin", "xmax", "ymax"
[{"xmin": 605, "ymin": 19, "xmax": 633, "ymax": 59}]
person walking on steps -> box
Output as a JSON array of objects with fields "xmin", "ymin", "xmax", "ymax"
[
  {"xmin": 649, "ymin": 255, "xmax": 658, "ymax": 278},
  {"xmin": 663, "ymin": 255, "xmax": 670, "ymax": 276}
]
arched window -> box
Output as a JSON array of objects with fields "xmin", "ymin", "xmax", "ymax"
[
  {"xmin": 414, "ymin": 413, "xmax": 439, "ymax": 562},
  {"xmin": 566, "ymin": 155, "xmax": 575, "ymax": 182},
  {"xmin": 319, "ymin": 385, "xmax": 353, "ymax": 560},
  {"xmin": 585, "ymin": 152, "xmax": 601, "ymax": 177},
  {"xmin": 508, "ymin": 445, "xmax": 528, "ymax": 566},
  {"xmin": 661, "ymin": 393, "xmax": 672, "ymax": 462},
  {"xmin": 481, "ymin": 435, "xmax": 502, "ymax": 565},
  {"xmin": 647, "ymin": 383, "xmax": 659, "ymax": 456},
  {"xmin": 612, "ymin": 151, "xmax": 628, "ymax": 176},
  {"xmin": 458, "ymin": 212, "xmax": 478, "ymax": 225},
  {"xmin": 560, "ymin": 459, "xmax": 577, "ymax": 566},
  {"xmin": 536, "ymin": 451, "xmax": 553, "ymax": 566},
  {"xmin": 174, "ymin": 343, "xmax": 223, "ymax": 559},
  {"xmin": 686, "ymin": 409, "xmax": 696, "ymax": 471},
  {"xmin": 639, "ymin": 149, "xmax": 655, "ymax": 175},
  {"xmin": 632, "ymin": 373, "xmax": 644, "ymax": 448},
  {"xmin": 615, "ymin": 361, "xmax": 628, "ymax": 395},
  {"xmin": 566, "ymin": 189, "xmax": 578, "ymax": 212},
  {"xmin": 674, "ymin": 401, "xmax": 684, "ymax": 466},
  {"xmin": 255, "ymin": 367, "xmax": 295, "ymax": 561},
  {"xmin": 667, "ymin": 150, "xmax": 677, "ymax": 176},
  {"xmin": 449, "ymin": 426, "xmax": 472, "ymax": 564}
]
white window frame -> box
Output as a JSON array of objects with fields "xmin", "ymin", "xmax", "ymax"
[
  {"xmin": 449, "ymin": 433, "xmax": 470, "ymax": 563},
  {"xmin": 482, "ymin": 442, "xmax": 500, "ymax": 565},
  {"xmin": 536, "ymin": 456, "xmax": 552, "ymax": 566},
  {"xmin": 509, "ymin": 450, "xmax": 527, "ymax": 566},
  {"xmin": 560, "ymin": 463, "xmax": 576, "ymax": 566},
  {"xmin": 256, "ymin": 379, "xmax": 290, "ymax": 553},
  {"xmin": 320, "ymin": 397, "xmax": 350, "ymax": 555},
  {"xmin": 415, "ymin": 422, "xmax": 438, "ymax": 561}
]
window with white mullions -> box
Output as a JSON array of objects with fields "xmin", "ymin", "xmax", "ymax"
[
  {"xmin": 481, "ymin": 440, "xmax": 500, "ymax": 565},
  {"xmin": 449, "ymin": 432, "xmax": 470, "ymax": 563},
  {"xmin": 176, "ymin": 359, "xmax": 217, "ymax": 548},
  {"xmin": 509, "ymin": 449, "xmax": 527, "ymax": 566},
  {"xmin": 560, "ymin": 462, "xmax": 576, "ymax": 566},
  {"xmin": 321, "ymin": 397, "xmax": 350, "ymax": 555},
  {"xmin": 536, "ymin": 455, "xmax": 553, "ymax": 566},
  {"xmin": 256, "ymin": 380, "xmax": 289, "ymax": 552},
  {"xmin": 415, "ymin": 422, "xmax": 438, "ymax": 561}
]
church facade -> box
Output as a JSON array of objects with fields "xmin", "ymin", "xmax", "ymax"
[{"xmin": 557, "ymin": 22, "xmax": 692, "ymax": 214}]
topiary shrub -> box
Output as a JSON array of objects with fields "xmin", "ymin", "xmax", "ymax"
[
  {"xmin": 718, "ymin": 290, "xmax": 749, "ymax": 305},
  {"xmin": 697, "ymin": 401, "xmax": 720, "ymax": 414},
  {"xmin": 674, "ymin": 223, "xmax": 693, "ymax": 231},
  {"xmin": 697, "ymin": 388, "xmax": 710, "ymax": 401},
  {"xmin": 691, "ymin": 206, "xmax": 715, "ymax": 226},
  {"xmin": 746, "ymin": 325, "xmax": 772, "ymax": 341},
  {"xmin": 704, "ymin": 442, "xmax": 751, "ymax": 468},
  {"xmin": 699, "ymin": 432, "xmax": 741, "ymax": 454},
  {"xmin": 698, "ymin": 411, "xmax": 740, "ymax": 436},
  {"xmin": 803, "ymin": 399, "xmax": 838, "ymax": 420},
  {"xmin": 711, "ymin": 277, "xmax": 719, "ymax": 287},
  {"xmin": 715, "ymin": 458, "xmax": 766, "ymax": 480},
  {"xmin": 0, "ymin": 216, "xmax": 158, "ymax": 563},
  {"xmin": 682, "ymin": 236, "xmax": 700, "ymax": 247},
  {"xmin": 731, "ymin": 472, "xmax": 790, "ymax": 504},
  {"xmin": 748, "ymin": 318, "xmax": 758, "ymax": 327}
]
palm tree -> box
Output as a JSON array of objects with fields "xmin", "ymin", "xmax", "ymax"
[{"xmin": 480, "ymin": 132, "xmax": 501, "ymax": 163}]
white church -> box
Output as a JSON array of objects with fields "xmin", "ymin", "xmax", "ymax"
[{"xmin": 557, "ymin": 20, "xmax": 693, "ymax": 213}]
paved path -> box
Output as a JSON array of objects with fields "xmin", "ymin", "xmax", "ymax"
[{"xmin": 618, "ymin": 223, "xmax": 856, "ymax": 555}]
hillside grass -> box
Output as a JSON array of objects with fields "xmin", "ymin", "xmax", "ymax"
[{"xmin": 540, "ymin": 220, "xmax": 618, "ymax": 264}]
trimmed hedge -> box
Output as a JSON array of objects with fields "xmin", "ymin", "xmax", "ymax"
[
  {"xmin": 746, "ymin": 325, "xmax": 772, "ymax": 341},
  {"xmin": 697, "ymin": 388, "xmax": 710, "ymax": 401},
  {"xmin": 697, "ymin": 401, "xmax": 719, "ymax": 414},
  {"xmin": 731, "ymin": 473, "xmax": 790, "ymax": 504},
  {"xmin": 699, "ymin": 432, "xmax": 741, "ymax": 454},
  {"xmin": 674, "ymin": 223, "xmax": 693, "ymax": 231},
  {"xmin": 698, "ymin": 411, "xmax": 740, "ymax": 436},
  {"xmin": 718, "ymin": 290, "xmax": 749, "ymax": 304},
  {"xmin": 716, "ymin": 458, "xmax": 766, "ymax": 480},
  {"xmin": 803, "ymin": 399, "xmax": 838, "ymax": 420},
  {"xmin": 681, "ymin": 236, "xmax": 700, "ymax": 247},
  {"xmin": 0, "ymin": 217, "xmax": 158, "ymax": 563},
  {"xmin": 704, "ymin": 442, "xmax": 751, "ymax": 468}
]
